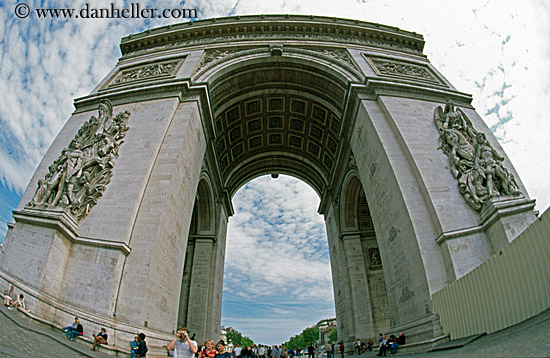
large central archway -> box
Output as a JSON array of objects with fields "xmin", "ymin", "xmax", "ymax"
[
  {"xmin": 0, "ymin": 15, "xmax": 536, "ymax": 354},
  {"xmin": 179, "ymin": 50, "xmax": 398, "ymax": 343}
]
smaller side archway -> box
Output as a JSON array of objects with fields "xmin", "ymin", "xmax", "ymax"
[
  {"xmin": 178, "ymin": 174, "xmax": 223, "ymax": 340},
  {"xmin": 335, "ymin": 173, "xmax": 391, "ymax": 340}
]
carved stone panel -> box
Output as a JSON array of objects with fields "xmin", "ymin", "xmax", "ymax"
[
  {"xmin": 368, "ymin": 247, "xmax": 382, "ymax": 269},
  {"xmin": 105, "ymin": 58, "xmax": 185, "ymax": 88},
  {"xmin": 27, "ymin": 100, "xmax": 130, "ymax": 221},
  {"xmin": 364, "ymin": 54, "xmax": 444, "ymax": 85},
  {"xmin": 434, "ymin": 100, "xmax": 522, "ymax": 210}
]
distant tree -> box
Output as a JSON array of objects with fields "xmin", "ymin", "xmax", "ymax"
[
  {"xmin": 285, "ymin": 326, "xmax": 320, "ymax": 350},
  {"xmin": 227, "ymin": 329, "xmax": 254, "ymax": 347},
  {"xmin": 328, "ymin": 328, "xmax": 338, "ymax": 343}
]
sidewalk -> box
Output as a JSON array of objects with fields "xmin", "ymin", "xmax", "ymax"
[
  {"xmin": 1, "ymin": 302, "xmax": 550, "ymax": 357},
  {"xmin": 350, "ymin": 307, "xmax": 550, "ymax": 358},
  {"xmin": 0, "ymin": 304, "xmax": 114, "ymax": 358}
]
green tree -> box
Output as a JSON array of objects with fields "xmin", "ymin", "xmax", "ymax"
[
  {"xmin": 227, "ymin": 329, "xmax": 254, "ymax": 347},
  {"xmin": 285, "ymin": 326, "xmax": 320, "ymax": 350},
  {"xmin": 328, "ymin": 328, "xmax": 338, "ymax": 343}
]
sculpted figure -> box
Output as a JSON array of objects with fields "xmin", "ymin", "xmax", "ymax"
[
  {"xmin": 434, "ymin": 100, "xmax": 521, "ymax": 210},
  {"xmin": 473, "ymin": 132, "xmax": 521, "ymax": 198},
  {"xmin": 27, "ymin": 99, "xmax": 130, "ymax": 221},
  {"xmin": 30, "ymin": 165, "xmax": 62, "ymax": 206},
  {"xmin": 94, "ymin": 100, "xmax": 114, "ymax": 137}
]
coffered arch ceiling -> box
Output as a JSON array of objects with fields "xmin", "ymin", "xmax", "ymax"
[{"xmin": 206, "ymin": 56, "xmax": 353, "ymax": 197}]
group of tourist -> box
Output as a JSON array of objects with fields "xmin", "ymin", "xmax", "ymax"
[
  {"xmin": 3, "ymin": 285, "xmax": 27, "ymax": 313},
  {"xmin": 162, "ymin": 329, "xmax": 234, "ymax": 358},
  {"xmin": 4, "ymin": 285, "xmax": 408, "ymax": 358},
  {"xmin": 376, "ymin": 332, "xmax": 406, "ymax": 356},
  {"xmin": 352, "ymin": 338, "xmax": 374, "ymax": 354},
  {"xmin": 61, "ymin": 317, "xmax": 119, "ymax": 352}
]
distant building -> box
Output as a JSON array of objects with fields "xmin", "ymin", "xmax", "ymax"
[{"xmin": 316, "ymin": 318, "xmax": 336, "ymax": 343}]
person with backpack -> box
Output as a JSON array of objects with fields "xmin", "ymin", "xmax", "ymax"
[{"xmin": 137, "ymin": 332, "xmax": 148, "ymax": 357}]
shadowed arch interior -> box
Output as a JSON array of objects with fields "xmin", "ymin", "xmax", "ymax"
[{"xmin": 207, "ymin": 56, "xmax": 351, "ymax": 195}]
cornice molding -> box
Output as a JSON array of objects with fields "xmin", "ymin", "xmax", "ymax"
[
  {"xmin": 12, "ymin": 209, "xmax": 131, "ymax": 255},
  {"xmin": 120, "ymin": 15, "xmax": 424, "ymax": 57}
]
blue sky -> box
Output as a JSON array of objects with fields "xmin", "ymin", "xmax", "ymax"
[
  {"xmin": 0, "ymin": 0, "xmax": 549, "ymax": 345},
  {"xmin": 223, "ymin": 175, "xmax": 334, "ymax": 344}
]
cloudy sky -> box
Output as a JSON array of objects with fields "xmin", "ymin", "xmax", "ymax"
[{"xmin": 0, "ymin": 0, "xmax": 549, "ymax": 345}]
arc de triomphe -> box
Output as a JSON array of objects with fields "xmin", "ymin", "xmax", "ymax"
[{"xmin": 0, "ymin": 15, "xmax": 536, "ymax": 352}]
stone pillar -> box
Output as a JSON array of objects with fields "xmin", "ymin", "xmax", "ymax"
[
  {"xmin": 341, "ymin": 234, "xmax": 375, "ymax": 339},
  {"xmin": 186, "ymin": 237, "xmax": 216, "ymax": 342},
  {"xmin": 109, "ymin": 99, "xmax": 207, "ymax": 336},
  {"xmin": 206, "ymin": 204, "xmax": 229, "ymax": 341},
  {"xmin": 350, "ymin": 99, "xmax": 444, "ymax": 341},
  {"xmin": 324, "ymin": 202, "xmax": 354, "ymax": 342}
]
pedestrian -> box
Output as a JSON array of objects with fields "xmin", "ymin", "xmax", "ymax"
[
  {"xmin": 354, "ymin": 339, "xmax": 361, "ymax": 355},
  {"xmin": 376, "ymin": 336, "xmax": 388, "ymax": 357},
  {"xmin": 131, "ymin": 335, "xmax": 140, "ymax": 358},
  {"xmin": 63, "ymin": 317, "xmax": 83, "ymax": 340},
  {"xmin": 324, "ymin": 342, "xmax": 332, "ymax": 358},
  {"xmin": 215, "ymin": 340, "xmax": 232, "ymax": 358},
  {"xmin": 271, "ymin": 345, "xmax": 280, "ymax": 358},
  {"xmin": 281, "ymin": 344, "xmax": 288, "ymax": 358},
  {"xmin": 137, "ymin": 332, "xmax": 148, "ymax": 357},
  {"xmin": 4, "ymin": 285, "xmax": 16, "ymax": 307},
  {"xmin": 338, "ymin": 341, "xmax": 344, "ymax": 358},
  {"xmin": 307, "ymin": 343, "xmax": 315, "ymax": 358},
  {"xmin": 91, "ymin": 328, "xmax": 108, "ymax": 351},
  {"xmin": 167, "ymin": 327, "xmax": 198, "ymax": 358},
  {"xmin": 234, "ymin": 344, "xmax": 242, "ymax": 358},
  {"xmin": 11, "ymin": 293, "xmax": 28, "ymax": 313},
  {"xmin": 199, "ymin": 339, "xmax": 218, "ymax": 358}
]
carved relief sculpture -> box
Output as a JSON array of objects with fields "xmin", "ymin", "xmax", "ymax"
[
  {"xmin": 109, "ymin": 59, "xmax": 182, "ymax": 87},
  {"xmin": 28, "ymin": 100, "xmax": 130, "ymax": 221},
  {"xmin": 434, "ymin": 100, "xmax": 521, "ymax": 210}
]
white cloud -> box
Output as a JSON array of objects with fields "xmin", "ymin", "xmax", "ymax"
[{"xmin": 225, "ymin": 175, "xmax": 333, "ymax": 302}]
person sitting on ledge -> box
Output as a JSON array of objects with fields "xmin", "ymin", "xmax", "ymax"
[
  {"xmin": 376, "ymin": 336, "xmax": 389, "ymax": 356},
  {"xmin": 4, "ymin": 285, "xmax": 16, "ymax": 307},
  {"xmin": 391, "ymin": 332, "xmax": 406, "ymax": 354},
  {"xmin": 91, "ymin": 328, "xmax": 108, "ymax": 351},
  {"xmin": 367, "ymin": 339, "xmax": 373, "ymax": 352},
  {"xmin": 63, "ymin": 317, "xmax": 83, "ymax": 340},
  {"xmin": 9, "ymin": 293, "xmax": 27, "ymax": 313}
]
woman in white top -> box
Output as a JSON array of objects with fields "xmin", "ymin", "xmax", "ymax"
[{"xmin": 9, "ymin": 293, "xmax": 26, "ymax": 312}]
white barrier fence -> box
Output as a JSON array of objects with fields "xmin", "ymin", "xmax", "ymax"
[{"xmin": 432, "ymin": 208, "xmax": 550, "ymax": 339}]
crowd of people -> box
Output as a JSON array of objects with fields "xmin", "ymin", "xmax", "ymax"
[{"xmin": 3, "ymin": 285, "xmax": 408, "ymax": 358}]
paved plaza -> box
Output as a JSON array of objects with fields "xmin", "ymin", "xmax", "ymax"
[
  {"xmin": 354, "ymin": 308, "xmax": 550, "ymax": 358},
  {"xmin": 1, "ymin": 303, "xmax": 550, "ymax": 357},
  {"xmin": 0, "ymin": 304, "xmax": 111, "ymax": 358}
]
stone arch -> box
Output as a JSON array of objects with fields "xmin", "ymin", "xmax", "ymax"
[
  {"xmin": 341, "ymin": 173, "xmax": 363, "ymax": 231},
  {"xmin": 0, "ymin": 15, "xmax": 537, "ymax": 352},
  {"xmin": 192, "ymin": 175, "xmax": 216, "ymax": 235},
  {"xmin": 201, "ymin": 53, "xmax": 354, "ymax": 198},
  {"xmin": 336, "ymin": 171, "xmax": 391, "ymax": 340}
]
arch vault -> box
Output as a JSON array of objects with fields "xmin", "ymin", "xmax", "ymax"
[{"xmin": 0, "ymin": 15, "xmax": 537, "ymax": 353}]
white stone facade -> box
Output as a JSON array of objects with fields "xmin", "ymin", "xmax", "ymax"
[{"xmin": 0, "ymin": 15, "xmax": 536, "ymax": 354}]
